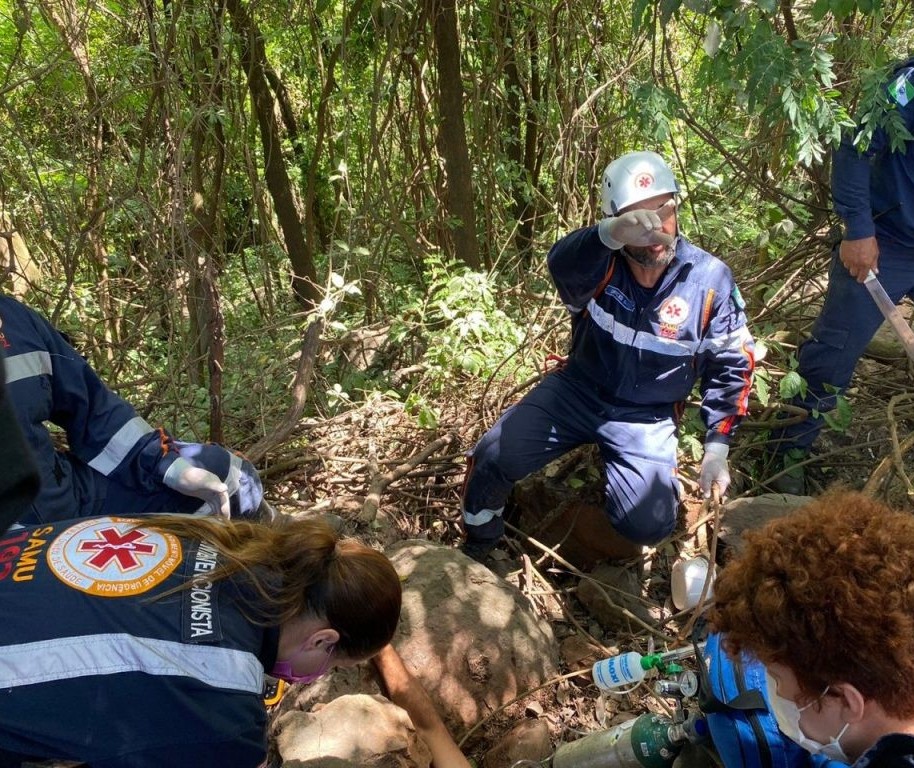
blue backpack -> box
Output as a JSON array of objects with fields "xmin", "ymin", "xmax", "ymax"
[{"xmin": 698, "ymin": 632, "xmax": 843, "ymax": 768}]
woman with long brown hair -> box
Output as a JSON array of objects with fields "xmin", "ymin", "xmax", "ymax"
[{"xmin": 0, "ymin": 513, "xmax": 402, "ymax": 768}]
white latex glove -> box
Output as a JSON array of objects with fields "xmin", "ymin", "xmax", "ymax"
[
  {"xmin": 598, "ymin": 200, "xmax": 677, "ymax": 250},
  {"xmin": 699, "ymin": 442, "xmax": 730, "ymax": 499},
  {"xmin": 163, "ymin": 457, "xmax": 230, "ymax": 518}
]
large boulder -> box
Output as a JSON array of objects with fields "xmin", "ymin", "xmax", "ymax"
[
  {"xmin": 387, "ymin": 541, "xmax": 559, "ymax": 731},
  {"xmin": 482, "ymin": 719, "xmax": 553, "ymax": 768},
  {"xmin": 713, "ymin": 493, "xmax": 814, "ymax": 563},
  {"xmin": 270, "ymin": 541, "xmax": 560, "ymax": 763},
  {"xmin": 576, "ymin": 562, "xmax": 652, "ymax": 632}
]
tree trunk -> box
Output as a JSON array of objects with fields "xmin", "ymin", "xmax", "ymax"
[
  {"xmin": 496, "ymin": 0, "xmax": 542, "ymax": 264},
  {"xmin": 185, "ymin": 14, "xmax": 228, "ymax": 440},
  {"xmin": 428, "ymin": 0, "xmax": 480, "ymax": 270},
  {"xmin": 39, "ymin": 0, "xmax": 116, "ymax": 360},
  {"xmin": 225, "ymin": 0, "xmax": 319, "ymax": 309}
]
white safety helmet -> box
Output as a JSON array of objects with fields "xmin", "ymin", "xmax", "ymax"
[{"xmin": 601, "ymin": 151, "xmax": 680, "ymax": 216}]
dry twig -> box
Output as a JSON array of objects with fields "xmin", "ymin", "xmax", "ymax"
[
  {"xmin": 246, "ymin": 318, "xmax": 323, "ymax": 465},
  {"xmin": 359, "ymin": 432, "xmax": 458, "ymax": 522}
]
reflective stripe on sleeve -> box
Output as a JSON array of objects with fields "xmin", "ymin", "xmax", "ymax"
[
  {"xmin": 87, "ymin": 416, "xmax": 156, "ymax": 476},
  {"xmin": 0, "ymin": 632, "xmax": 264, "ymax": 694},
  {"xmin": 696, "ymin": 325, "xmax": 754, "ymax": 356},
  {"xmin": 4, "ymin": 350, "xmax": 52, "ymax": 384},
  {"xmin": 224, "ymin": 452, "xmax": 243, "ymax": 495}
]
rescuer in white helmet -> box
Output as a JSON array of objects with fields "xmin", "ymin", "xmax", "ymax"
[
  {"xmin": 459, "ymin": 150, "xmax": 755, "ymax": 562},
  {"xmin": 598, "ymin": 150, "xmax": 680, "ymax": 266}
]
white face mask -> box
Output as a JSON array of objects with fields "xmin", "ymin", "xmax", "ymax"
[{"xmin": 765, "ymin": 672, "xmax": 851, "ymax": 763}]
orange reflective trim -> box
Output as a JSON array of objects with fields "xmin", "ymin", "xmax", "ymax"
[
  {"xmin": 157, "ymin": 427, "xmax": 170, "ymax": 457},
  {"xmin": 595, "ymin": 258, "xmax": 617, "ymax": 299},
  {"xmin": 580, "ymin": 258, "xmax": 617, "ymax": 324},
  {"xmin": 736, "ymin": 341, "xmax": 756, "ymax": 416},
  {"xmin": 701, "ymin": 289, "xmax": 716, "ymax": 333}
]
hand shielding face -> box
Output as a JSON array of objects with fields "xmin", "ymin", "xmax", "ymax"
[{"xmin": 598, "ymin": 199, "xmax": 677, "ymax": 250}]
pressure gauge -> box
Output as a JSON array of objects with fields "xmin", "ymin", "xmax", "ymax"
[{"xmin": 678, "ymin": 670, "xmax": 699, "ymax": 699}]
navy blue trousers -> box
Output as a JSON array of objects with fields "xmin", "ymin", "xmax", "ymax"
[
  {"xmin": 779, "ymin": 241, "xmax": 914, "ymax": 452},
  {"xmin": 461, "ymin": 366, "xmax": 680, "ymax": 547}
]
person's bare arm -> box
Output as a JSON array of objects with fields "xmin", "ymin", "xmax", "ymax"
[{"xmin": 372, "ymin": 644, "xmax": 472, "ymax": 768}]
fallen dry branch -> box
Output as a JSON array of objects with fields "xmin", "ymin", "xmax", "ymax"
[
  {"xmin": 863, "ymin": 432, "xmax": 914, "ymax": 497},
  {"xmin": 246, "ymin": 318, "xmax": 323, "ymax": 465},
  {"xmin": 887, "ymin": 393, "xmax": 914, "ymax": 499},
  {"xmin": 677, "ymin": 491, "xmax": 721, "ymax": 644},
  {"xmin": 457, "ymin": 668, "xmax": 591, "ymax": 750},
  {"xmin": 359, "ymin": 432, "xmax": 459, "ymax": 522}
]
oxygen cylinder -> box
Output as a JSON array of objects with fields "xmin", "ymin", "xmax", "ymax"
[{"xmin": 551, "ymin": 713, "xmax": 687, "ymax": 768}]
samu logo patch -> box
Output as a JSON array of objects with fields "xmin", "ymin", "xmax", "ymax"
[
  {"xmin": 46, "ymin": 517, "xmax": 181, "ymax": 597},
  {"xmin": 658, "ymin": 296, "xmax": 690, "ymax": 326}
]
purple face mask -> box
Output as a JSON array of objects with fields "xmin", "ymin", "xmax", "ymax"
[{"xmin": 271, "ymin": 642, "xmax": 336, "ymax": 684}]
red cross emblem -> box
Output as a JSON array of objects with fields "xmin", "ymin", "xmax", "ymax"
[
  {"xmin": 77, "ymin": 527, "xmax": 157, "ymax": 571},
  {"xmin": 659, "ymin": 296, "xmax": 689, "ymax": 326}
]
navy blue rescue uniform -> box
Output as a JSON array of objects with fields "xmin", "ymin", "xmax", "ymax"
[
  {"xmin": 0, "ymin": 295, "xmax": 263, "ymax": 524},
  {"xmin": 0, "ymin": 348, "xmax": 39, "ymax": 533},
  {"xmin": 0, "ymin": 516, "xmax": 276, "ymax": 768},
  {"xmin": 854, "ymin": 734, "xmax": 914, "ymax": 768},
  {"xmin": 462, "ymin": 231, "xmax": 754, "ymax": 546},
  {"xmin": 779, "ymin": 60, "xmax": 914, "ymax": 452}
]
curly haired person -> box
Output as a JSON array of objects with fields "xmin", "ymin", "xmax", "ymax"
[{"xmin": 710, "ymin": 490, "xmax": 914, "ymax": 766}]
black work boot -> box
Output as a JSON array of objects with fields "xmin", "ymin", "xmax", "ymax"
[{"xmin": 460, "ymin": 536, "xmax": 501, "ymax": 563}]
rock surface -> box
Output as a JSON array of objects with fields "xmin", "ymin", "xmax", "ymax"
[
  {"xmin": 386, "ymin": 540, "xmax": 560, "ymax": 731},
  {"xmin": 274, "ymin": 694, "xmax": 430, "ymax": 767},
  {"xmin": 576, "ymin": 562, "xmax": 651, "ymax": 633},
  {"xmin": 482, "ymin": 719, "xmax": 553, "ymax": 768},
  {"xmin": 714, "ymin": 493, "xmax": 814, "ymax": 562},
  {"xmin": 271, "ymin": 541, "xmax": 560, "ymax": 764}
]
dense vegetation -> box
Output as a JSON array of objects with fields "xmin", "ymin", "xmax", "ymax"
[{"xmin": 1, "ymin": 0, "xmax": 911, "ymax": 479}]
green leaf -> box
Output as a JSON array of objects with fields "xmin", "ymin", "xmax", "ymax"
[
  {"xmin": 632, "ymin": 0, "xmax": 654, "ymax": 35},
  {"xmin": 679, "ymin": 433, "xmax": 703, "ymax": 462},
  {"xmin": 779, "ymin": 370, "xmax": 807, "ymax": 400},
  {"xmin": 822, "ymin": 396, "xmax": 853, "ymax": 432},
  {"xmin": 755, "ymin": 374, "xmax": 770, "ymax": 407}
]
